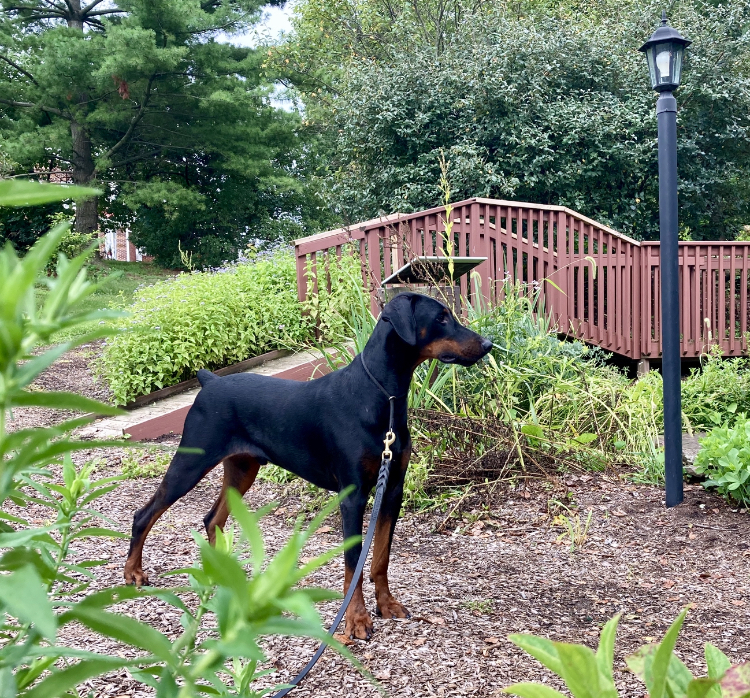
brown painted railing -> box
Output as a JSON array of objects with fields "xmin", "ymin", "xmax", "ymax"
[{"xmin": 295, "ymin": 198, "xmax": 750, "ymax": 360}]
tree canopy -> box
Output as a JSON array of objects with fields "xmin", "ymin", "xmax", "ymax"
[
  {"xmin": 277, "ymin": 0, "xmax": 750, "ymax": 240},
  {"xmin": 0, "ymin": 0, "xmax": 337, "ymax": 266}
]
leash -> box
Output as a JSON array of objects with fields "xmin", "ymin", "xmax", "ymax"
[{"xmin": 271, "ymin": 356, "xmax": 399, "ymax": 696}]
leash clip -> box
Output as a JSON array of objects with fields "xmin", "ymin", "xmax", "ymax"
[{"xmin": 382, "ymin": 430, "xmax": 396, "ymax": 461}]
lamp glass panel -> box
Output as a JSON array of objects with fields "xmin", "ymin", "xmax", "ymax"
[
  {"xmin": 655, "ymin": 44, "xmax": 673, "ymax": 84},
  {"xmin": 645, "ymin": 49, "xmax": 658, "ymax": 88},
  {"xmin": 672, "ymin": 47, "xmax": 683, "ymax": 85}
]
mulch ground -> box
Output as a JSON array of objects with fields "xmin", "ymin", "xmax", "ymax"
[
  {"xmin": 7, "ymin": 349, "xmax": 750, "ymax": 697},
  {"xmin": 42, "ymin": 442, "xmax": 750, "ymax": 698}
]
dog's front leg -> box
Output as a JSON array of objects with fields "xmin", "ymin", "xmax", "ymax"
[
  {"xmin": 339, "ymin": 490, "xmax": 373, "ymax": 640},
  {"xmin": 370, "ymin": 463, "xmax": 411, "ymax": 621}
]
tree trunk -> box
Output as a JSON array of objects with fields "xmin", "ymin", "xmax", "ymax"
[
  {"xmin": 70, "ymin": 119, "xmax": 98, "ymax": 234},
  {"xmin": 67, "ymin": 1, "xmax": 97, "ymax": 234}
]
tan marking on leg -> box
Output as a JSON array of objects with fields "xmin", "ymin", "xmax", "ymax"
[
  {"xmin": 370, "ymin": 513, "xmax": 410, "ymax": 619},
  {"xmin": 124, "ymin": 503, "xmax": 168, "ymax": 587},
  {"xmin": 343, "ymin": 564, "xmax": 373, "ymax": 640},
  {"xmin": 206, "ymin": 455, "xmax": 261, "ymax": 544}
]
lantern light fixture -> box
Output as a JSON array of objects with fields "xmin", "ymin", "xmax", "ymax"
[{"xmin": 639, "ymin": 11, "xmax": 691, "ymax": 92}]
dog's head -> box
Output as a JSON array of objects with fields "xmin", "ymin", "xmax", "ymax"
[{"xmin": 381, "ymin": 292, "xmax": 493, "ymax": 367}]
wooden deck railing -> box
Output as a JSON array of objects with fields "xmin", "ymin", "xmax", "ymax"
[{"xmin": 295, "ymin": 198, "xmax": 750, "ymax": 360}]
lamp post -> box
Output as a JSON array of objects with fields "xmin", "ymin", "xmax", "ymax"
[{"xmin": 639, "ymin": 13, "xmax": 691, "ymax": 508}]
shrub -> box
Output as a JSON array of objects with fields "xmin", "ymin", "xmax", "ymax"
[
  {"xmin": 694, "ymin": 416, "xmax": 750, "ymax": 507},
  {"xmin": 98, "ymin": 249, "xmax": 363, "ymax": 404}
]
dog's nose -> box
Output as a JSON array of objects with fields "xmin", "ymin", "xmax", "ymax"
[{"xmin": 481, "ymin": 338, "xmax": 493, "ymax": 354}]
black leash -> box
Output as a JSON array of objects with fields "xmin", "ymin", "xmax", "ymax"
[{"xmin": 271, "ymin": 354, "xmax": 400, "ymax": 697}]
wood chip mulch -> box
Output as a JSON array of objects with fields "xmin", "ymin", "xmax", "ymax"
[{"xmin": 26, "ymin": 443, "xmax": 749, "ymax": 698}]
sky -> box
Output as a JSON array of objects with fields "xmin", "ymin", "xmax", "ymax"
[{"xmin": 230, "ymin": 4, "xmax": 294, "ymax": 47}]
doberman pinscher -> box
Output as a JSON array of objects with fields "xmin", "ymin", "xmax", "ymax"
[{"xmin": 124, "ymin": 292, "xmax": 493, "ymax": 640}]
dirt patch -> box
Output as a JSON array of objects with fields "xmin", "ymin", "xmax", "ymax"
[
  {"xmin": 27, "ymin": 444, "xmax": 750, "ymax": 698},
  {"xmin": 7, "ymin": 342, "xmax": 112, "ymax": 432}
]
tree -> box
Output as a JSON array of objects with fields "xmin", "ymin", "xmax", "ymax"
[
  {"xmin": 0, "ymin": 0, "xmax": 335, "ymax": 265},
  {"xmin": 279, "ymin": 0, "xmax": 750, "ymax": 240}
]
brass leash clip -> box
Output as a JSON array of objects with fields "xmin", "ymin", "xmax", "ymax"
[{"xmin": 382, "ymin": 430, "xmax": 396, "ymax": 461}]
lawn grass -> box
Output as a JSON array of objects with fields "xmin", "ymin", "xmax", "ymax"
[{"xmin": 36, "ymin": 258, "xmax": 177, "ymax": 343}]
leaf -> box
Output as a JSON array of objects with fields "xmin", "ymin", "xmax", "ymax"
[
  {"xmin": 0, "ymin": 179, "xmax": 100, "ymax": 206},
  {"xmin": 63, "ymin": 607, "xmax": 174, "ymax": 663},
  {"xmin": 554, "ymin": 642, "xmax": 601, "ymax": 698},
  {"xmin": 11, "ymin": 391, "xmax": 122, "ymax": 415},
  {"xmin": 573, "ymin": 433, "xmax": 597, "ymax": 445},
  {"xmin": 649, "ymin": 608, "xmax": 689, "ymax": 698},
  {"xmin": 705, "ymin": 643, "xmax": 731, "ymax": 682},
  {"xmin": 0, "ymin": 565, "xmax": 56, "ymax": 640},
  {"xmin": 503, "ymin": 684, "xmax": 569, "ymax": 698},
  {"xmin": 722, "ymin": 663, "xmax": 750, "ymax": 698},
  {"xmin": 596, "ymin": 614, "xmax": 620, "ymax": 694},
  {"xmin": 687, "ymin": 678, "xmax": 720, "ymax": 698},
  {"xmin": 23, "ymin": 658, "xmax": 130, "ymax": 698},
  {"xmin": 508, "ymin": 634, "xmax": 564, "ymax": 676},
  {"xmin": 70, "ymin": 527, "xmax": 128, "ymax": 539}
]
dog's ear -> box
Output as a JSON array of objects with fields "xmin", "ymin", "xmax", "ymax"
[{"xmin": 382, "ymin": 293, "xmax": 417, "ymax": 346}]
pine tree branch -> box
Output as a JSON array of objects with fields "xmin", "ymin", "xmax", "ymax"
[
  {"xmin": 4, "ymin": 5, "xmax": 66, "ymax": 17},
  {"xmin": 81, "ymin": 0, "xmax": 107, "ymax": 11},
  {"xmin": 86, "ymin": 8, "xmax": 126, "ymax": 16},
  {"xmin": 104, "ymin": 75, "xmax": 155, "ymax": 161},
  {"xmin": 109, "ymin": 148, "xmax": 163, "ymax": 169},
  {"xmin": 0, "ymin": 97, "xmax": 68, "ymax": 118},
  {"xmin": 0, "ymin": 54, "xmax": 38, "ymax": 85}
]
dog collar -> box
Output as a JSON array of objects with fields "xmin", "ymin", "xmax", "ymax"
[{"xmin": 359, "ymin": 351, "xmax": 408, "ymax": 402}]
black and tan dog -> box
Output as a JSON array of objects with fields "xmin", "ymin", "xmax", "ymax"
[{"xmin": 124, "ymin": 292, "xmax": 493, "ymax": 639}]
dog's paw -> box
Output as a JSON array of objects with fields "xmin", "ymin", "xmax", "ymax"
[
  {"xmin": 123, "ymin": 563, "xmax": 150, "ymax": 588},
  {"xmin": 344, "ymin": 606, "xmax": 374, "ymax": 640},
  {"xmin": 376, "ymin": 594, "xmax": 411, "ymax": 620}
]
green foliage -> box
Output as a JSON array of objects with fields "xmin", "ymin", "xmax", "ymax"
[
  {"xmin": 287, "ymin": 0, "xmax": 750, "ymax": 240},
  {"xmin": 121, "ymin": 447, "xmax": 172, "ymax": 479},
  {"xmin": 0, "ymin": 0, "xmax": 335, "ymax": 258},
  {"xmin": 694, "ymin": 417, "xmax": 750, "ymax": 507},
  {"xmin": 681, "ymin": 349, "xmax": 750, "ymax": 431},
  {"xmin": 0, "ymin": 179, "xmax": 358, "ymax": 697},
  {"xmin": 505, "ymin": 609, "xmax": 750, "ymax": 698},
  {"xmin": 98, "ymin": 248, "xmax": 364, "ymax": 404}
]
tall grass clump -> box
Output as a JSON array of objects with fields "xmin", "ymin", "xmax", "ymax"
[{"xmin": 98, "ymin": 249, "xmax": 363, "ymax": 404}]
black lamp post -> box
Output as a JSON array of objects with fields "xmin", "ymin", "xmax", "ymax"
[{"xmin": 639, "ymin": 12, "xmax": 691, "ymax": 508}]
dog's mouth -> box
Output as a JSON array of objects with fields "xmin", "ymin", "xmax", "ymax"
[{"xmin": 438, "ymin": 352, "xmax": 485, "ymax": 367}]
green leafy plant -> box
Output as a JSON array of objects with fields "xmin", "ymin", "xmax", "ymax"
[
  {"xmin": 694, "ymin": 416, "xmax": 750, "ymax": 506},
  {"xmin": 504, "ymin": 609, "xmax": 750, "ymax": 698},
  {"xmin": 98, "ymin": 248, "xmax": 364, "ymax": 404},
  {"xmin": 0, "ymin": 180, "xmax": 360, "ymax": 697},
  {"xmin": 553, "ymin": 507, "xmax": 593, "ymax": 552}
]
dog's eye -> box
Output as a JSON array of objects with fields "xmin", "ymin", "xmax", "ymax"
[{"xmin": 437, "ymin": 314, "xmax": 449, "ymax": 325}]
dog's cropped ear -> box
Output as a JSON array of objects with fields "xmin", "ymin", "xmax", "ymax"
[{"xmin": 382, "ymin": 293, "xmax": 417, "ymax": 346}]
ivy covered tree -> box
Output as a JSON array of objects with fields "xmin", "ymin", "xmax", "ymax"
[
  {"xmin": 278, "ymin": 0, "xmax": 750, "ymax": 240},
  {"xmin": 0, "ymin": 0, "xmax": 335, "ymax": 265}
]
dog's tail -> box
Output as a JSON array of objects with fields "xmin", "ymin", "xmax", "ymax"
[{"xmin": 197, "ymin": 369, "xmax": 218, "ymax": 387}]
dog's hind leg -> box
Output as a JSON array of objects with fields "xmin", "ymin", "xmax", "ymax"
[
  {"xmin": 203, "ymin": 454, "xmax": 260, "ymax": 544},
  {"xmin": 124, "ymin": 411, "xmax": 231, "ymax": 586}
]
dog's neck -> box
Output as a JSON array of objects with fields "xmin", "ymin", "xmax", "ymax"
[{"xmin": 358, "ymin": 320, "xmax": 419, "ymax": 399}]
